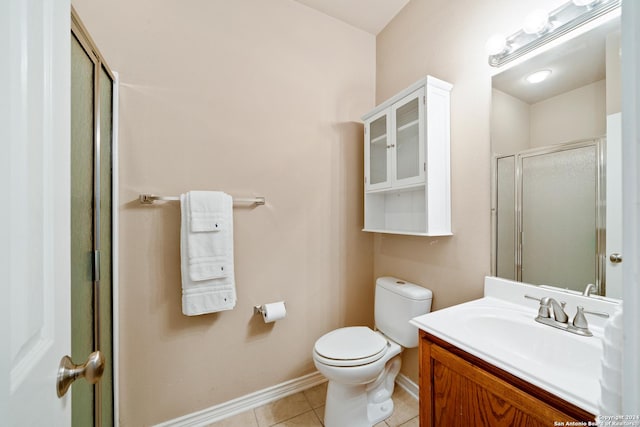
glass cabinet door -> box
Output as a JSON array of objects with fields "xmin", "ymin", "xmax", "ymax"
[
  {"xmin": 392, "ymin": 88, "xmax": 425, "ymax": 187},
  {"xmin": 365, "ymin": 110, "xmax": 391, "ymax": 191}
]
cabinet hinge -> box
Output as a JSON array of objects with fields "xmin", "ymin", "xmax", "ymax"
[
  {"xmin": 424, "ymin": 162, "xmax": 426, "ymax": 171},
  {"xmin": 93, "ymin": 250, "xmax": 101, "ymax": 282},
  {"xmin": 364, "ymin": 176, "xmax": 368, "ymax": 184},
  {"xmin": 423, "ymin": 96, "xmax": 426, "ymax": 105}
]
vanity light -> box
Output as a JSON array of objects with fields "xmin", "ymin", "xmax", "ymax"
[
  {"xmin": 485, "ymin": 34, "xmax": 508, "ymax": 56},
  {"xmin": 572, "ymin": 0, "xmax": 600, "ymax": 6},
  {"xmin": 487, "ymin": 0, "xmax": 620, "ymax": 67},
  {"xmin": 523, "ymin": 9, "xmax": 550, "ymax": 35},
  {"xmin": 525, "ymin": 69, "xmax": 552, "ymax": 84}
]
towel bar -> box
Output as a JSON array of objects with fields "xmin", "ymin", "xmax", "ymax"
[{"xmin": 139, "ymin": 193, "xmax": 265, "ymax": 206}]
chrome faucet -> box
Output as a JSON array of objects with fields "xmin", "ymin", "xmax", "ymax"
[
  {"xmin": 583, "ymin": 283, "xmax": 596, "ymax": 297},
  {"xmin": 525, "ymin": 295, "xmax": 609, "ymax": 337},
  {"xmin": 544, "ymin": 297, "xmax": 569, "ymax": 323}
]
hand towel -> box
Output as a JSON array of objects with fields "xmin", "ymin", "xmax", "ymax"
[{"xmin": 180, "ymin": 191, "xmax": 236, "ymax": 315}]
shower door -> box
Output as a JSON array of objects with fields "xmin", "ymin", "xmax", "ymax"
[
  {"xmin": 518, "ymin": 142, "xmax": 602, "ymax": 292},
  {"xmin": 71, "ymin": 10, "xmax": 114, "ymax": 427},
  {"xmin": 493, "ymin": 139, "xmax": 604, "ymax": 293}
]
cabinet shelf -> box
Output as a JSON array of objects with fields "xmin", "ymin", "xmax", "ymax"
[
  {"xmin": 396, "ymin": 119, "xmax": 419, "ymax": 133},
  {"xmin": 362, "ymin": 228, "xmax": 452, "ymax": 237},
  {"xmin": 370, "ymin": 134, "xmax": 387, "ymax": 144}
]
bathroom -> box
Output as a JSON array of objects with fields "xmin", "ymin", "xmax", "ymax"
[{"xmin": 2, "ymin": 0, "xmax": 639, "ymax": 426}]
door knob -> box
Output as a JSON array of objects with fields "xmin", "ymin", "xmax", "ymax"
[
  {"xmin": 609, "ymin": 253, "xmax": 623, "ymax": 263},
  {"xmin": 57, "ymin": 350, "xmax": 105, "ymax": 398}
]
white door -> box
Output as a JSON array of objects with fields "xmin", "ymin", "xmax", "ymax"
[
  {"xmin": 1, "ymin": 0, "xmax": 71, "ymax": 425},
  {"xmin": 606, "ymin": 113, "xmax": 623, "ymax": 299}
]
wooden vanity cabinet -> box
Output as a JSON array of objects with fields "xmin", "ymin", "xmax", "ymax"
[{"xmin": 419, "ymin": 331, "xmax": 595, "ymax": 427}]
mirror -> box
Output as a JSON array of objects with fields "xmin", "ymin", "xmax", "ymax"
[{"xmin": 490, "ymin": 14, "xmax": 622, "ymax": 298}]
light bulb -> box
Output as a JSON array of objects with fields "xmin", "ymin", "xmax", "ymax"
[
  {"xmin": 485, "ymin": 34, "xmax": 507, "ymax": 56},
  {"xmin": 525, "ymin": 69, "xmax": 552, "ymax": 84},
  {"xmin": 523, "ymin": 9, "xmax": 550, "ymax": 34}
]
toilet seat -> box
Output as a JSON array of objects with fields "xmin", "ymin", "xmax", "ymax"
[{"xmin": 314, "ymin": 327, "xmax": 388, "ymax": 367}]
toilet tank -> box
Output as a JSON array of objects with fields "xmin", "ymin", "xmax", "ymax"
[{"xmin": 374, "ymin": 277, "xmax": 433, "ymax": 348}]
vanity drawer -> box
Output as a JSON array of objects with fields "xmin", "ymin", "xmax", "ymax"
[{"xmin": 419, "ymin": 331, "xmax": 595, "ymax": 427}]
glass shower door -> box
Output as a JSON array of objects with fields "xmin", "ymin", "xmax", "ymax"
[
  {"xmin": 519, "ymin": 143, "xmax": 598, "ymax": 292},
  {"xmin": 71, "ymin": 10, "xmax": 114, "ymax": 427}
]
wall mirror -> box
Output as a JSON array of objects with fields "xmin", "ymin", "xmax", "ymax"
[{"xmin": 490, "ymin": 10, "xmax": 622, "ymax": 299}]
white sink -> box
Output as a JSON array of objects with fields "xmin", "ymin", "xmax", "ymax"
[{"xmin": 410, "ymin": 277, "xmax": 619, "ymax": 415}]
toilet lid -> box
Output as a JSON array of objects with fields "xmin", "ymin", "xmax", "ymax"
[{"xmin": 314, "ymin": 327, "xmax": 387, "ymax": 362}]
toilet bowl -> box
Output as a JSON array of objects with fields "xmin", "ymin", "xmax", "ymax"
[{"xmin": 312, "ymin": 277, "xmax": 433, "ymax": 427}]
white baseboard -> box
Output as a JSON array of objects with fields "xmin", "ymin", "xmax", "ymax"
[
  {"xmin": 395, "ymin": 373, "xmax": 419, "ymax": 401},
  {"xmin": 153, "ymin": 371, "xmax": 327, "ymax": 427},
  {"xmin": 153, "ymin": 371, "xmax": 418, "ymax": 427}
]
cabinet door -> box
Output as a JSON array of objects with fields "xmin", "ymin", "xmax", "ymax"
[
  {"xmin": 420, "ymin": 338, "xmax": 593, "ymax": 427},
  {"xmin": 391, "ymin": 88, "xmax": 425, "ymax": 188},
  {"xmin": 365, "ymin": 109, "xmax": 392, "ymax": 191}
]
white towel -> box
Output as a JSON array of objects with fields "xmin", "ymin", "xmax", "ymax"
[{"xmin": 180, "ymin": 191, "xmax": 236, "ymax": 315}]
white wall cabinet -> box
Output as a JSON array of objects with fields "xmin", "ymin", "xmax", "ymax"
[{"xmin": 362, "ymin": 76, "xmax": 452, "ymax": 236}]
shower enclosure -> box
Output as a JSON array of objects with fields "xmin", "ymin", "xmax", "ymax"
[
  {"xmin": 493, "ymin": 139, "xmax": 605, "ymax": 294},
  {"xmin": 71, "ymin": 9, "xmax": 115, "ymax": 427}
]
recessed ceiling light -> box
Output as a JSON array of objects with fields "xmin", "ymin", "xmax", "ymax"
[{"xmin": 525, "ymin": 69, "xmax": 552, "ymax": 84}]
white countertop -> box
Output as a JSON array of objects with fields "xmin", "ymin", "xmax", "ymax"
[{"xmin": 410, "ymin": 276, "xmax": 620, "ymax": 415}]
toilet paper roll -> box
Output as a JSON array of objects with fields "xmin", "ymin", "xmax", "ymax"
[{"xmin": 262, "ymin": 301, "xmax": 286, "ymax": 323}]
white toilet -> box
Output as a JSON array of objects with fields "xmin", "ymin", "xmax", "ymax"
[{"xmin": 312, "ymin": 277, "xmax": 433, "ymax": 427}]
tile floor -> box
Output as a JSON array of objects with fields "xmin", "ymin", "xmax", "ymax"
[{"xmin": 207, "ymin": 382, "xmax": 419, "ymax": 427}]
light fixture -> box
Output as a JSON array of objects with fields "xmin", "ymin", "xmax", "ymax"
[
  {"xmin": 572, "ymin": 0, "xmax": 599, "ymax": 6},
  {"xmin": 487, "ymin": 0, "xmax": 620, "ymax": 67},
  {"xmin": 485, "ymin": 34, "xmax": 508, "ymax": 56},
  {"xmin": 523, "ymin": 9, "xmax": 550, "ymax": 34},
  {"xmin": 525, "ymin": 69, "xmax": 552, "ymax": 84}
]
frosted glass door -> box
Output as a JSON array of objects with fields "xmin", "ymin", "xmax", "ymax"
[
  {"xmin": 496, "ymin": 156, "xmax": 516, "ymax": 280},
  {"xmin": 392, "ymin": 89, "xmax": 424, "ymax": 187},
  {"xmin": 366, "ymin": 111, "xmax": 391, "ymax": 190},
  {"xmin": 520, "ymin": 145, "xmax": 597, "ymax": 292}
]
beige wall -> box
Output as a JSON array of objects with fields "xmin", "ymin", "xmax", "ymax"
[
  {"xmin": 492, "ymin": 80, "xmax": 607, "ymax": 154},
  {"xmin": 530, "ymin": 80, "xmax": 606, "ymax": 147},
  {"xmin": 71, "ymin": 0, "xmax": 375, "ymax": 425},
  {"xmin": 375, "ymin": 0, "xmax": 566, "ymax": 383},
  {"xmin": 491, "ymin": 89, "xmax": 531, "ymax": 155}
]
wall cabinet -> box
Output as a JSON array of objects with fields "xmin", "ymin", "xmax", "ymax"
[
  {"xmin": 362, "ymin": 76, "xmax": 452, "ymax": 236},
  {"xmin": 419, "ymin": 331, "xmax": 595, "ymax": 427}
]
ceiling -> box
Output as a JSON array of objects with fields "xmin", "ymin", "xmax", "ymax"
[{"xmin": 292, "ymin": 0, "xmax": 411, "ymax": 35}]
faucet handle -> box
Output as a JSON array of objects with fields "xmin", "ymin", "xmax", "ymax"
[
  {"xmin": 582, "ymin": 308, "xmax": 610, "ymax": 318},
  {"xmin": 524, "ymin": 295, "xmax": 550, "ymax": 318},
  {"xmin": 571, "ymin": 306, "xmax": 610, "ymax": 335}
]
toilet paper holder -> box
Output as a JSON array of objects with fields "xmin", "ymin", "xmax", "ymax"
[{"xmin": 253, "ymin": 302, "xmax": 286, "ymax": 315}]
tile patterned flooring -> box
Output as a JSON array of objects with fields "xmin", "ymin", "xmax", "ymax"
[{"xmin": 207, "ymin": 382, "xmax": 419, "ymax": 427}]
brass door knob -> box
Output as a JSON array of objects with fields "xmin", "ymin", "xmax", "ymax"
[
  {"xmin": 609, "ymin": 253, "xmax": 623, "ymax": 264},
  {"xmin": 56, "ymin": 350, "xmax": 105, "ymax": 398}
]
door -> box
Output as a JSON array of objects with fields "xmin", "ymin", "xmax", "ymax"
[
  {"xmin": 0, "ymin": 0, "xmax": 72, "ymax": 425},
  {"xmin": 71, "ymin": 10, "xmax": 115, "ymax": 427},
  {"xmin": 606, "ymin": 113, "xmax": 623, "ymax": 298},
  {"xmin": 391, "ymin": 88, "xmax": 425, "ymax": 188},
  {"xmin": 519, "ymin": 142, "xmax": 601, "ymax": 292},
  {"xmin": 365, "ymin": 109, "xmax": 392, "ymax": 191}
]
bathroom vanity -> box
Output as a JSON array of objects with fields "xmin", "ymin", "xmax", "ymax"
[
  {"xmin": 419, "ymin": 332, "xmax": 592, "ymax": 426},
  {"xmin": 411, "ymin": 276, "xmax": 620, "ymax": 426}
]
